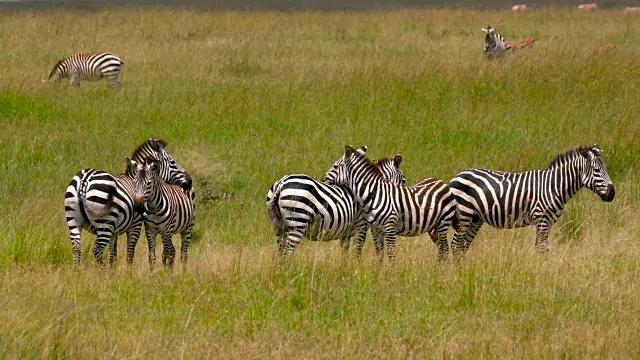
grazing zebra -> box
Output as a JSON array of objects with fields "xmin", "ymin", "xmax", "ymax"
[
  {"xmin": 136, "ymin": 156, "xmax": 196, "ymax": 271},
  {"xmin": 266, "ymin": 146, "xmax": 407, "ymax": 256},
  {"xmin": 449, "ymin": 144, "xmax": 615, "ymax": 257},
  {"xmin": 482, "ymin": 26, "xmax": 512, "ymax": 59},
  {"xmin": 47, "ymin": 52, "xmax": 124, "ymax": 89},
  {"xmin": 325, "ymin": 146, "xmax": 457, "ymax": 262},
  {"xmin": 64, "ymin": 138, "xmax": 192, "ymax": 267}
]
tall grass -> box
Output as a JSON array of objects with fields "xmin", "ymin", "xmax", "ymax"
[{"xmin": 0, "ymin": 8, "xmax": 638, "ymax": 358}]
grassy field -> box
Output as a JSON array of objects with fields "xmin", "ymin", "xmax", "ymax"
[{"xmin": 0, "ymin": 7, "xmax": 639, "ymax": 359}]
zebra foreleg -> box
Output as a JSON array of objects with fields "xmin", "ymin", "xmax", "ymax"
[
  {"xmin": 371, "ymin": 228, "xmax": 385, "ymax": 261},
  {"xmin": 145, "ymin": 227, "xmax": 159, "ymax": 270},
  {"xmin": 384, "ymin": 219, "xmax": 399, "ymax": 263},
  {"xmin": 534, "ymin": 219, "xmax": 551, "ymax": 253},
  {"xmin": 70, "ymin": 73, "xmax": 80, "ymax": 87},
  {"xmin": 161, "ymin": 232, "xmax": 176, "ymax": 268}
]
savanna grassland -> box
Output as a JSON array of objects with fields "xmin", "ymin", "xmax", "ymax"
[{"xmin": 0, "ymin": 7, "xmax": 639, "ymax": 359}]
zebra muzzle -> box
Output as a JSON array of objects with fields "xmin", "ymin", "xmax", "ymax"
[{"xmin": 601, "ymin": 184, "xmax": 615, "ymax": 202}]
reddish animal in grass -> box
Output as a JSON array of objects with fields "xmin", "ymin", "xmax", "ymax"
[{"xmin": 507, "ymin": 35, "xmax": 535, "ymax": 50}]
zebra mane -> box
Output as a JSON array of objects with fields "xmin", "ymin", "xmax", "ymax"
[
  {"xmin": 353, "ymin": 150, "xmax": 385, "ymax": 178},
  {"xmin": 131, "ymin": 138, "xmax": 169, "ymax": 160},
  {"xmin": 547, "ymin": 146, "xmax": 591, "ymax": 169}
]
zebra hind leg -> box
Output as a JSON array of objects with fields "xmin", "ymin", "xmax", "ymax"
[
  {"xmin": 384, "ymin": 221, "xmax": 398, "ymax": 263},
  {"xmin": 180, "ymin": 225, "xmax": 194, "ymax": 272},
  {"xmin": 92, "ymin": 227, "xmax": 114, "ymax": 269},
  {"xmin": 67, "ymin": 215, "xmax": 84, "ymax": 266},
  {"xmin": 430, "ymin": 227, "xmax": 450, "ymax": 262},
  {"xmin": 108, "ymin": 234, "xmax": 118, "ymax": 267},
  {"xmin": 452, "ymin": 217, "xmax": 482, "ymax": 259},
  {"xmin": 371, "ymin": 229, "xmax": 385, "ymax": 261}
]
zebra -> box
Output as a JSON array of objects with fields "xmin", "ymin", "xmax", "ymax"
[
  {"xmin": 449, "ymin": 144, "xmax": 615, "ymax": 257},
  {"xmin": 324, "ymin": 145, "xmax": 457, "ymax": 262},
  {"xmin": 482, "ymin": 26, "xmax": 512, "ymax": 59},
  {"xmin": 64, "ymin": 138, "xmax": 192, "ymax": 267},
  {"xmin": 266, "ymin": 146, "xmax": 407, "ymax": 256},
  {"xmin": 47, "ymin": 52, "xmax": 124, "ymax": 89},
  {"xmin": 136, "ymin": 155, "xmax": 197, "ymax": 271}
]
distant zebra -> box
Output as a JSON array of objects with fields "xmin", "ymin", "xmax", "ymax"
[
  {"xmin": 136, "ymin": 155, "xmax": 197, "ymax": 271},
  {"xmin": 325, "ymin": 146, "xmax": 457, "ymax": 262},
  {"xmin": 482, "ymin": 26, "xmax": 512, "ymax": 59},
  {"xmin": 266, "ymin": 146, "xmax": 407, "ymax": 256},
  {"xmin": 449, "ymin": 144, "xmax": 615, "ymax": 257},
  {"xmin": 64, "ymin": 138, "xmax": 192, "ymax": 267},
  {"xmin": 47, "ymin": 52, "xmax": 124, "ymax": 89}
]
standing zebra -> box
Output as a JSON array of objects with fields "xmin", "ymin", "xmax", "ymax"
[
  {"xmin": 449, "ymin": 144, "xmax": 615, "ymax": 257},
  {"xmin": 47, "ymin": 52, "xmax": 124, "ymax": 89},
  {"xmin": 482, "ymin": 26, "xmax": 512, "ymax": 59},
  {"xmin": 266, "ymin": 146, "xmax": 407, "ymax": 256},
  {"xmin": 325, "ymin": 146, "xmax": 457, "ymax": 262},
  {"xmin": 137, "ymin": 155, "xmax": 196, "ymax": 271},
  {"xmin": 64, "ymin": 138, "xmax": 192, "ymax": 267}
]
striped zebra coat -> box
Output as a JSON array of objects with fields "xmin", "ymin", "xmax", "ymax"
[
  {"xmin": 266, "ymin": 147, "xmax": 406, "ymax": 256},
  {"xmin": 137, "ymin": 156, "xmax": 196, "ymax": 270},
  {"xmin": 48, "ymin": 52, "xmax": 124, "ymax": 89},
  {"xmin": 449, "ymin": 144, "xmax": 615, "ymax": 256},
  {"xmin": 326, "ymin": 145, "xmax": 457, "ymax": 262},
  {"xmin": 482, "ymin": 26, "xmax": 512, "ymax": 59},
  {"xmin": 64, "ymin": 138, "xmax": 192, "ymax": 267}
]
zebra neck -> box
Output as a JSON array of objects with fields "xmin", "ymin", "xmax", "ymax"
[
  {"xmin": 146, "ymin": 179, "xmax": 165, "ymax": 213},
  {"xmin": 543, "ymin": 164, "xmax": 584, "ymax": 206}
]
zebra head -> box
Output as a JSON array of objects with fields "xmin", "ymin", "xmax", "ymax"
[
  {"xmin": 323, "ymin": 145, "xmax": 367, "ymax": 185},
  {"xmin": 129, "ymin": 138, "xmax": 192, "ymax": 191},
  {"xmin": 48, "ymin": 58, "xmax": 68, "ymax": 82},
  {"xmin": 140, "ymin": 154, "xmax": 163, "ymax": 214},
  {"xmin": 373, "ymin": 154, "xmax": 406, "ymax": 186},
  {"xmin": 481, "ymin": 26, "xmax": 497, "ymax": 50},
  {"xmin": 125, "ymin": 157, "xmax": 147, "ymax": 214},
  {"xmin": 579, "ymin": 144, "xmax": 615, "ymax": 202}
]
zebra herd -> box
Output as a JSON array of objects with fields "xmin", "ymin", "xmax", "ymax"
[
  {"xmin": 65, "ymin": 138, "xmax": 195, "ymax": 270},
  {"xmin": 67, "ymin": 141, "xmax": 614, "ymax": 269},
  {"xmin": 268, "ymin": 144, "xmax": 615, "ymax": 262}
]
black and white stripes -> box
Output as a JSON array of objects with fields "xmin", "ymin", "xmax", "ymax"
[
  {"xmin": 266, "ymin": 147, "xmax": 406, "ymax": 256},
  {"xmin": 449, "ymin": 144, "xmax": 615, "ymax": 256},
  {"xmin": 64, "ymin": 138, "xmax": 192, "ymax": 268},
  {"xmin": 138, "ymin": 156, "xmax": 197, "ymax": 270},
  {"xmin": 482, "ymin": 26, "xmax": 512, "ymax": 59},
  {"xmin": 48, "ymin": 52, "xmax": 124, "ymax": 89},
  {"xmin": 326, "ymin": 146, "xmax": 456, "ymax": 262}
]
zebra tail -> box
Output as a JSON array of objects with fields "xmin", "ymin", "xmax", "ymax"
[{"xmin": 266, "ymin": 183, "xmax": 285, "ymax": 236}]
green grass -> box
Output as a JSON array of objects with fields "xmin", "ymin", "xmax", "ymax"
[{"xmin": 0, "ymin": 7, "xmax": 639, "ymax": 359}]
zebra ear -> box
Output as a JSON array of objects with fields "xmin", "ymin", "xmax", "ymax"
[
  {"xmin": 150, "ymin": 138, "xmax": 165, "ymax": 153},
  {"xmin": 125, "ymin": 157, "xmax": 137, "ymax": 171},
  {"xmin": 345, "ymin": 145, "xmax": 354, "ymax": 157},
  {"xmin": 357, "ymin": 145, "xmax": 367, "ymax": 155},
  {"xmin": 393, "ymin": 154, "xmax": 402, "ymax": 168},
  {"xmin": 579, "ymin": 146, "xmax": 595, "ymax": 160},
  {"xmin": 591, "ymin": 144, "xmax": 601, "ymax": 156}
]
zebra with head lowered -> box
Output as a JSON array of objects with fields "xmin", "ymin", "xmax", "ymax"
[
  {"xmin": 325, "ymin": 146, "xmax": 457, "ymax": 262},
  {"xmin": 482, "ymin": 26, "xmax": 512, "ymax": 59},
  {"xmin": 266, "ymin": 146, "xmax": 407, "ymax": 256},
  {"xmin": 449, "ymin": 144, "xmax": 615, "ymax": 257},
  {"xmin": 47, "ymin": 52, "xmax": 124, "ymax": 89},
  {"xmin": 64, "ymin": 138, "xmax": 192, "ymax": 268},
  {"xmin": 136, "ymin": 155, "xmax": 196, "ymax": 271}
]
